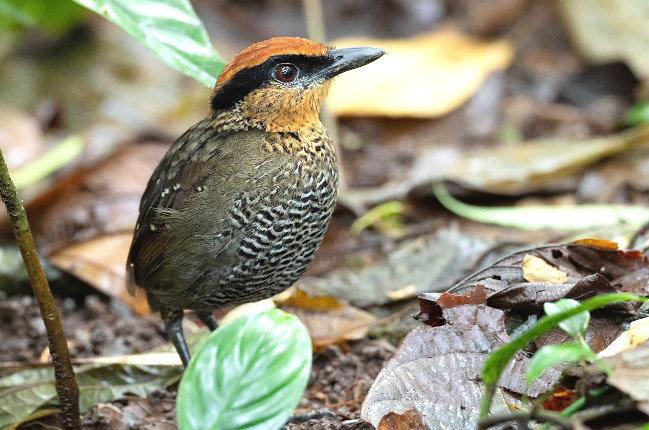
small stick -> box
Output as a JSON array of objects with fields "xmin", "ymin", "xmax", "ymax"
[{"xmin": 0, "ymin": 149, "xmax": 80, "ymax": 429}]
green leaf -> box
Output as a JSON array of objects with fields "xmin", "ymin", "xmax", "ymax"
[
  {"xmin": 177, "ymin": 309, "xmax": 312, "ymax": 430},
  {"xmin": 525, "ymin": 343, "xmax": 593, "ymax": 384},
  {"xmin": 0, "ymin": 0, "xmax": 87, "ymax": 33},
  {"xmin": 433, "ymin": 183, "xmax": 649, "ymax": 231},
  {"xmin": 544, "ymin": 299, "xmax": 590, "ymax": 338},
  {"xmin": 480, "ymin": 292, "xmax": 646, "ymax": 418},
  {"xmin": 71, "ymin": 0, "xmax": 225, "ymax": 87},
  {"xmin": 0, "ymin": 364, "xmax": 180, "ymax": 428},
  {"xmin": 621, "ymin": 101, "xmax": 649, "ymax": 127}
]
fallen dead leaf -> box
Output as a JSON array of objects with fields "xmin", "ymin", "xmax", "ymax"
[
  {"xmin": 328, "ymin": 30, "xmax": 513, "ymax": 117},
  {"xmin": 362, "ymin": 305, "xmax": 561, "ymax": 430},
  {"xmin": 378, "ymin": 409, "xmax": 428, "ymax": 430},
  {"xmin": 440, "ymin": 241, "xmax": 649, "ymax": 312},
  {"xmin": 48, "ymin": 233, "xmax": 150, "ymax": 314},
  {"xmin": 522, "ymin": 254, "xmax": 568, "ymax": 284},
  {"xmin": 600, "ymin": 317, "xmax": 649, "ymax": 357},
  {"xmin": 276, "ymin": 288, "xmax": 376, "ymax": 350},
  {"xmin": 299, "ymin": 228, "xmax": 491, "ymax": 307},
  {"xmin": 417, "ymin": 285, "xmax": 487, "ymax": 327}
]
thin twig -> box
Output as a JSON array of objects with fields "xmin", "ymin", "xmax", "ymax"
[{"xmin": 0, "ymin": 149, "xmax": 80, "ymax": 429}]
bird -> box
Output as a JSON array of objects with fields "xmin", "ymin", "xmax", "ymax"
[{"xmin": 126, "ymin": 37, "xmax": 384, "ymax": 366}]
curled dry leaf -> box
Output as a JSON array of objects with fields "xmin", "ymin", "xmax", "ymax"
[
  {"xmin": 328, "ymin": 30, "xmax": 513, "ymax": 117},
  {"xmin": 441, "ymin": 241, "xmax": 649, "ymax": 312},
  {"xmin": 276, "ymin": 288, "xmax": 376, "ymax": 350},
  {"xmin": 361, "ymin": 305, "xmax": 561, "ymax": 430},
  {"xmin": 417, "ymin": 285, "xmax": 487, "ymax": 327}
]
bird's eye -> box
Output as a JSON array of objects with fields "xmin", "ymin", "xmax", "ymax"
[{"xmin": 273, "ymin": 64, "xmax": 298, "ymax": 83}]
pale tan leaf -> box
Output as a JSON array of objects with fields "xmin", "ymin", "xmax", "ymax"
[{"xmin": 328, "ymin": 31, "xmax": 513, "ymax": 117}]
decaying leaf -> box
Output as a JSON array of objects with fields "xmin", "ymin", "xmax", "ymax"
[
  {"xmin": 522, "ymin": 254, "xmax": 568, "ymax": 284},
  {"xmin": 0, "ymin": 363, "xmax": 180, "ymax": 428},
  {"xmin": 48, "ymin": 233, "xmax": 150, "ymax": 314},
  {"xmin": 417, "ymin": 285, "xmax": 487, "ymax": 327},
  {"xmin": 602, "ymin": 339, "xmax": 649, "ymax": 404},
  {"xmin": 33, "ymin": 142, "xmax": 168, "ymax": 313},
  {"xmin": 378, "ymin": 409, "xmax": 427, "ymax": 430},
  {"xmin": 361, "ymin": 305, "xmax": 561, "ymax": 430},
  {"xmin": 328, "ymin": 30, "xmax": 513, "ymax": 117},
  {"xmin": 437, "ymin": 241, "xmax": 649, "ymax": 312},
  {"xmin": 276, "ymin": 288, "xmax": 376, "ymax": 349},
  {"xmin": 0, "ymin": 108, "xmax": 42, "ymax": 171},
  {"xmin": 298, "ymin": 228, "xmax": 491, "ymax": 307},
  {"xmin": 600, "ymin": 317, "xmax": 649, "ymax": 357}
]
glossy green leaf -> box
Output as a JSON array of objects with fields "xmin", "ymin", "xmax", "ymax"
[
  {"xmin": 71, "ymin": 0, "xmax": 225, "ymax": 87},
  {"xmin": 177, "ymin": 309, "xmax": 312, "ymax": 430},
  {"xmin": 543, "ymin": 299, "xmax": 589, "ymax": 338},
  {"xmin": 525, "ymin": 343, "xmax": 592, "ymax": 384},
  {"xmin": 480, "ymin": 293, "xmax": 646, "ymax": 417},
  {"xmin": 433, "ymin": 183, "xmax": 649, "ymax": 231}
]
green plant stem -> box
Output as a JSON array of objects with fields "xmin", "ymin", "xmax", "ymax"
[{"xmin": 0, "ymin": 149, "xmax": 80, "ymax": 429}]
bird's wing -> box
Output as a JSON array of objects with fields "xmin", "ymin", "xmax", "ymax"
[{"xmin": 126, "ymin": 119, "xmax": 272, "ymax": 295}]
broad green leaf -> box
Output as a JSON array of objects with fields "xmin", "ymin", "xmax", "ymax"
[
  {"xmin": 0, "ymin": 364, "xmax": 180, "ymax": 428},
  {"xmin": 71, "ymin": 0, "xmax": 225, "ymax": 87},
  {"xmin": 0, "ymin": 0, "xmax": 87, "ymax": 33},
  {"xmin": 525, "ymin": 343, "xmax": 592, "ymax": 384},
  {"xmin": 433, "ymin": 183, "xmax": 649, "ymax": 231},
  {"xmin": 177, "ymin": 309, "xmax": 312, "ymax": 430},
  {"xmin": 544, "ymin": 299, "xmax": 589, "ymax": 338},
  {"xmin": 480, "ymin": 293, "xmax": 646, "ymax": 417}
]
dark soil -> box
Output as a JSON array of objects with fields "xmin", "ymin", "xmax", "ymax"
[{"xmin": 1, "ymin": 293, "xmax": 394, "ymax": 429}]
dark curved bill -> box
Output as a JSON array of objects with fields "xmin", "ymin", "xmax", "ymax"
[{"xmin": 318, "ymin": 47, "xmax": 385, "ymax": 80}]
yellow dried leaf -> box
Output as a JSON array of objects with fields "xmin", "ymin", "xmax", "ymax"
[
  {"xmin": 521, "ymin": 254, "xmax": 568, "ymax": 284},
  {"xmin": 599, "ymin": 317, "xmax": 649, "ymax": 358},
  {"xmin": 328, "ymin": 30, "xmax": 514, "ymax": 117}
]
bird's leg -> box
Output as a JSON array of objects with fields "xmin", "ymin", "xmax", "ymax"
[
  {"xmin": 196, "ymin": 310, "xmax": 219, "ymax": 331},
  {"xmin": 161, "ymin": 307, "xmax": 191, "ymax": 367}
]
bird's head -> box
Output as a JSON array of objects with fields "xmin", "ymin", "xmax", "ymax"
[{"xmin": 211, "ymin": 37, "xmax": 384, "ymax": 132}]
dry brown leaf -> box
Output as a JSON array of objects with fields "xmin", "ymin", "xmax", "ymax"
[
  {"xmin": 277, "ymin": 288, "xmax": 376, "ymax": 350},
  {"xmin": 600, "ymin": 317, "xmax": 649, "ymax": 358},
  {"xmin": 521, "ymin": 254, "xmax": 568, "ymax": 284},
  {"xmin": 48, "ymin": 233, "xmax": 150, "ymax": 315},
  {"xmin": 328, "ymin": 30, "xmax": 513, "ymax": 117},
  {"xmin": 573, "ymin": 238, "xmax": 619, "ymax": 250},
  {"xmin": 378, "ymin": 409, "xmax": 428, "ymax": 430},
  {"xmin": 274, "ymin": 287, "xmax": 343, "ymax": 311}
]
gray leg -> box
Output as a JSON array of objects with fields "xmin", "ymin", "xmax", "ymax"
[
  {"xmin": 196, "ymin": 310, "xmax": 219, "ymax": 331},
  {"xmin": 161, "ymin": 307, "xmax": 191, "ymax": 367}
]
